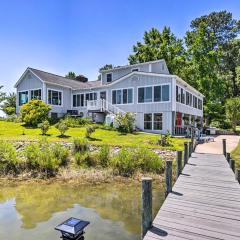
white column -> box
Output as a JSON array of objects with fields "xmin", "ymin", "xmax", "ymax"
[{"xmin": 42, "ymin": 82, "xmax": 47, "ymax": 103}]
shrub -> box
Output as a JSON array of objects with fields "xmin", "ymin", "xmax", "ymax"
[
  {"xmin": 85, "ymin": 126, "xmax": 95, "ymax": 138},
  {"xmin": 20, "ymin": 100, "xmax": 51, "ymax": 127},
  {"xmin": 55, "ymin": 120, "xmax": 69, "ymax": 136},
  {"xmin": 72, "ymin": 138, "xmax": 89, "ymax": 153},
  {"xmin": 98, "ymin": 145, "xmax": 110, "ymax": 167},
  {"xmin": 0, "ymin": 141, "xmax": 18, "ymax": 174},
  {"xmin": 157, "ymin": 131, "xmax": 172, "ymax": 146},
  {"xmin": 24, "ymin": 141, "xmax": 69, "ymax": 176},
  {"xmin": 135, "ymin": 148, "xmax": 163, "ymax": 173},
  {"xmin": 64, "ymin": 116, "xmax": 93, "ymax": 127},
  {"xmin": 112, "ymin": 148, "xmax": 136, "ymax": 176},
  {"xmin": 38, "ymin": 120, "xmax": 50, "ymax": 135},
  {"xmin": 75, "ymin": 151, "xmax": 98, "ymax": 167},
  {"xmin": 114, "ymin": 112, "xmax": 135, "ymax": 133}
]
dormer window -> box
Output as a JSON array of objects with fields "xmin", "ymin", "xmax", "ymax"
[
  {"xmin": 107, "ymin": 73, "xmax": 112, "ymax": 83},
  {"xmin": 131, "ymin": 68, "xmax": 139, "ymax": 72}
]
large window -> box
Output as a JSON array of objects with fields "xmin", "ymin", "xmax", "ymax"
[
  {"xmin": 106, "ymin": 73, "xmax": 112, "ymax": 83},
  {"xmin": 73, "ymin": 93, "xmax": 84, "ymax": 107},
  {"xmin": 144, "ymin": 113, "xmax": 163, "ymax": 130},
  {"xmin": 30, "ymin": 89, "xmax": 41, "ymax": 100},
  {"xmin": 48, "ymin": 89, "xmax": 62, "ymax": 106},
  {"xmin": 181, "ymin": 88, "xmax": 185, "ymax": 104},
  {"xmin": 112, "ymin": 88, "xmax": 133, "ymax": 105},
  {"xmin": 198, "ymin": 98, "xmax": 203, "ymax": 110},
  {"xmin": 193, "ymin": 96, "xmax": 198, "ymax": 108},
  {"xmin": 139, "ymin": 84, "xmax": 169, "ymax": 103},
  {"xmin": 19, "ymin": 91, "xmax": 28, "ymax": 106}
]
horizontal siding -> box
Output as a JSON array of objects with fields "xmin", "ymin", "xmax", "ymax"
[{"xmin": 176, "ymin": 103, "xmax": 203, "ymax": 117}]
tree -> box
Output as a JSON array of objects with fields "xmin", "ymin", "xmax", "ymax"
[
  {"xmin": 65, "ymin": 71, "xmax": 76, "ymax": 79},
  {"xmin": 55, "ymin": 120, "xmax": 69, "ymax": 137},
  {"xmin": 0, "ymin": 86, "xmax": 6, "ymax": 103},
  {"xmin": 226, "ymin": 97, "xmax": 240, "ymax": 131},
  {"xmin": 128, "ymin": 27, "xmax": 186, "ymax": 75},
  {"xmin": 38, "ymin": 120, "xmax": 50, "ymax": 135},
  {"xmin": 20, "ymin": 100, "xmax": 51, "ymax": 127},
  {"xmin": 1, "ymin": 92, "xmax": 16, "ymax": 116}
]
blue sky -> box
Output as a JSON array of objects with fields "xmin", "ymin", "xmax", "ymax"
[{"xmin": 0, "ymin": 0, "xmax": 240, "ymax": 95}]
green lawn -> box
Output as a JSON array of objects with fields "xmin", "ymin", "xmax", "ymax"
[
  {"xmin": 231, "ymin": 143, "xmax": 240, "ymax": 168},
  {"xmin": 0, "ymin": 121, "xmax": 187, "ymax": 150}
]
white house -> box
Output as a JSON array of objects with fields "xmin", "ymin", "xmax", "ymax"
[{"xmin": 15, "ymin": 60, "xmax": 204, "ymax": 135}]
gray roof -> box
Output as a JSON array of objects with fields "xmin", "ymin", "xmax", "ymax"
[{"xmin": 29, "ymin": 68, "xmax": 101, "ymax": 90}]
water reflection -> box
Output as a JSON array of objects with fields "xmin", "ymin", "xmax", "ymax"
[{"xmin": 0, "ymin": 181, "xmax": 164, "ymax": 240}]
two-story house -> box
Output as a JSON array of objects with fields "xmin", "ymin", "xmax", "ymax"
[{"xmin": 15, "ymin": 59, "xmax": 204, "ymax": 135}]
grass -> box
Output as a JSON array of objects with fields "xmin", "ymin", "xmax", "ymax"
[
  {"xmin": 231, "ymin": 142, "xmax": 240, "ymax": 168},
  {"xmin": 0, "ymin": 121, "xmax": 187, "ymax": 150}
]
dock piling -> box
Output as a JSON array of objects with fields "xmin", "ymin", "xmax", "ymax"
[
  {"xmin": 177, "ymin": 151, "xmax": 182, "ymax": 178},
  {"xmin": 184, "ymin": 142, "xmax": 188, "ymax": 166},
  {"xmin": 226, "ymin": 152, "xmax": 231, "ymax": 163},
  {"xmin": 141, "ymin": 177, "xmax": 152, "ymax": 239},
  {"xmin": 235, "ymin": 169, "xmax": 240, "ymax": 183},
  {"xmin": 222, "ymin": 139, "xmax": 226, "ymax": 157},
  {"xmin": 230, "ymin": 159, "xmax": 235, "ymax": 173},
  {"xmin": 165, "ymin": 160, "xmax": 172, "ymax": 197}
]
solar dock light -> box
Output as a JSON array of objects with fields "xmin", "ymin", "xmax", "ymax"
[{"xmin": 55, "ymin": 217, "xmax": 90, "ymax": 240}]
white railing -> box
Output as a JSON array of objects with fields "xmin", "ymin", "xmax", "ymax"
[{"xmin": 86, "ymin": 99, "xmax": 125, "ymax": 115}]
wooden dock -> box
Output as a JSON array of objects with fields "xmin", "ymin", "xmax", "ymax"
[{"xmin": 144, "ymin": 152, "xmax": 240, "ymax": 240}]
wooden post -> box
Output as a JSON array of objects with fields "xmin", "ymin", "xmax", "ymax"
[
  {"xmin": 235, "ymin": 169, "xmax": 240, "ymax": 183},
  {"xmin": 184, "ymin": 142, "xmax": 188, "ymax": 166},
  {"xmin": 230, "ymin": 159, "xmax": 235, "ymax": 173},
  {"xmin": 189, "ymin": 142, "xmax": 193, "ymax": 157},
  {"xmin": 177, "ymin": 151, "xmax": 182, "ymax": 178},
  {"xmin": 226, "ymin": 153, "xmax": 231, "ymax": 163},
  {"xmin": 222, "ymin": 139, "xmax": 226, "ymax": 157},
  {"xmin": 141, "ymin": 177, "xmax": 152, "ymax": 239},
  {"xmin": 165, "ymin": 160, "xmax": 172, "ymax": 197}
]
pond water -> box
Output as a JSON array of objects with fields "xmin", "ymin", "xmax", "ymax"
[{"xmin": 0, "ymin": 181, "xmax": 165, "ymax": 240}]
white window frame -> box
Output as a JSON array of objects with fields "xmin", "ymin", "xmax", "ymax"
[
  {"xmin": 106, "ymin": 72, "xmax": 113, "ymax": 83},
  {"xmin": 30, "ymin": 88, "xmax": 42, "ymax": 100},
  {"xmin": 72, "ymin": 93, "xmax": 85, "ymax": 108},
  {"xmin": 111, "ymin": 87, "xmax": 134, "ymax": 105},
  {"xmin": 18, "ymin": 90, "xmax": 29, "ymax": 106},
  {"xmin": 47, "ymin": 88, "xmax": 63, "ymax": 107},
  {"xmin": 143, "ymin": 112, "xmax": 163, "ymax": 131},
  {"xmin": 84, "ymin": 91, "xmax": 98, "ymax": 106},
  {"xmin": 137, "ymin": 83, "xmax": 171, "ymax": 104}
]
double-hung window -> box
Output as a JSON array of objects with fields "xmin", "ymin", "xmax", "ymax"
[
  {"xmin": 112, "ymin": 88, "xmax": 133, "ymax": 105},
  {"xmin": 19, "ymin": 91, "xmax": 28, "ymax": 106},
  {"xmin": 106, "ymin": 73, "xmax": 112, "ymax": 83},
  {"xmin": 144, "ymin": 113, "xmax": 163, "ymax": 130},
  {"xmin": 30, "ymin": 89, "xmax": 41, "ymax": 100},
  {"xmin": 48, "ymin": 89, "xmax": 62, "ymax": 106},
  {"xmin": 138, "ymin": 87, "xmax": 152, "ymax": 103},
  {"xmin": 73, "ymin": 94, "xmax": 84, "ymax": 107},
  {"xmin": 198, "ymin": 98, "xmax": 203, "ymax": 110}
]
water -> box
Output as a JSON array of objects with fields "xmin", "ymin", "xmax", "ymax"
[{"xmin": 0, "ymin": 181, "xmax": 165, "ymax": 240}]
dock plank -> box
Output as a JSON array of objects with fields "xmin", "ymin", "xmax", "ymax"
[{"xmin": 144, "ymin": 152, "xmax": 240, "ymax": 240}]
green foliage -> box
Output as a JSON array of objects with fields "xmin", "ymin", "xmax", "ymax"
[
  {"xmin": 72, "ymin": 138, "xmax": 89, "ymax": 153},
  {"xmin": 38, "ymin": 120, "xmax": 50, "ymax": 135},
  {"xmin": 98, "ymin": 145, "xmax": 110, "ymax": 167},
  {"xmin": 20, "ymin": 100, "xmax": 51, "ymax": 127},
  {"xmin": 112, "ymin": 147, "xmax": 163, "ymax": 176},
  {"xmin": 128, "ymin": 27, "xmax": 186, "ymax": 75},
  {"xmin": 158, "ymin": 131, "xmax": 172, "ymax": 146},
  {"xmin": 74, "ymin": 151, "xmax": 98, "ymax": 167},
  {"xmin": 0, "ymin": 141, "xmax": 18, "ymax": 174},
  {"xmin": 55, "ymin": 120, "xmax": 69, "ymax": 136},
  {"xmin": 85, "ymin": 126, "xmax": 96, "ymax": 138},
  {"xmin": 0, "ymin": 92, "xmax": 16, "ymax": 116},
  {"xmin": 0, "ymin": 86, "xmax": 6, "ymax": 103},
  {"xmin": 65, "ymin": 71, "xmax": 76, "ymax": 79},
  {"xmin": 63, "ymin": 116, "xmax": 92, "ymax": 127},
  {"xmin": 115, "ymin": 112, "xmax": 135, "ymax": 133},
  {"xmin": 24, "ymin": 140, "xmax": 69, "ymax": 175},
  {"xmin": 226, "ymin": 97, "xmax": 240, "ymax": 131}
]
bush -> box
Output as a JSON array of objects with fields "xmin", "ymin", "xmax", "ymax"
[
  {"xmin": 114, "ymin": 112, "xmax": 135, "ymax": 133},
  {"xmin": 72, "ymin": 138, "xmax": 89, "ymax": 153},
  {"xmin": 75, "ymin": 151, "xmax": 98, "ymax": 167},
  {"xmin": 85, "ymin": 126, "xmax": 95, "ymax": 138},
  {"xmin": 112, "ymin": 148, "xmax": 136, "ymax": 176},
  {"xmin": 0, "ymin": 141, "xmax": 18, "ymax": 174},
  {"xmin": 55, "ymin": 120, "xmax": 69, "ymax": 136},
  {"xmin": 38, "ymin": 120, "xmax": 50, "ymax": 135},
  {"xmin": 24, "ymin": 140, "xmax": 69, "ymax": 176},
  {"xmin": 98, "ymin": 145, "xmax": 110, "ymax": 167},
  {"xmin": 20, "ymin": 100, "xmax": 51, "ymax": 127},
  {"xmin": 64, "ymin": 116, "xmax": 93, "ymax": 127},
  {"xmin": 157, "ymin": 131, "xmax": 172, "ymax": 146}
]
